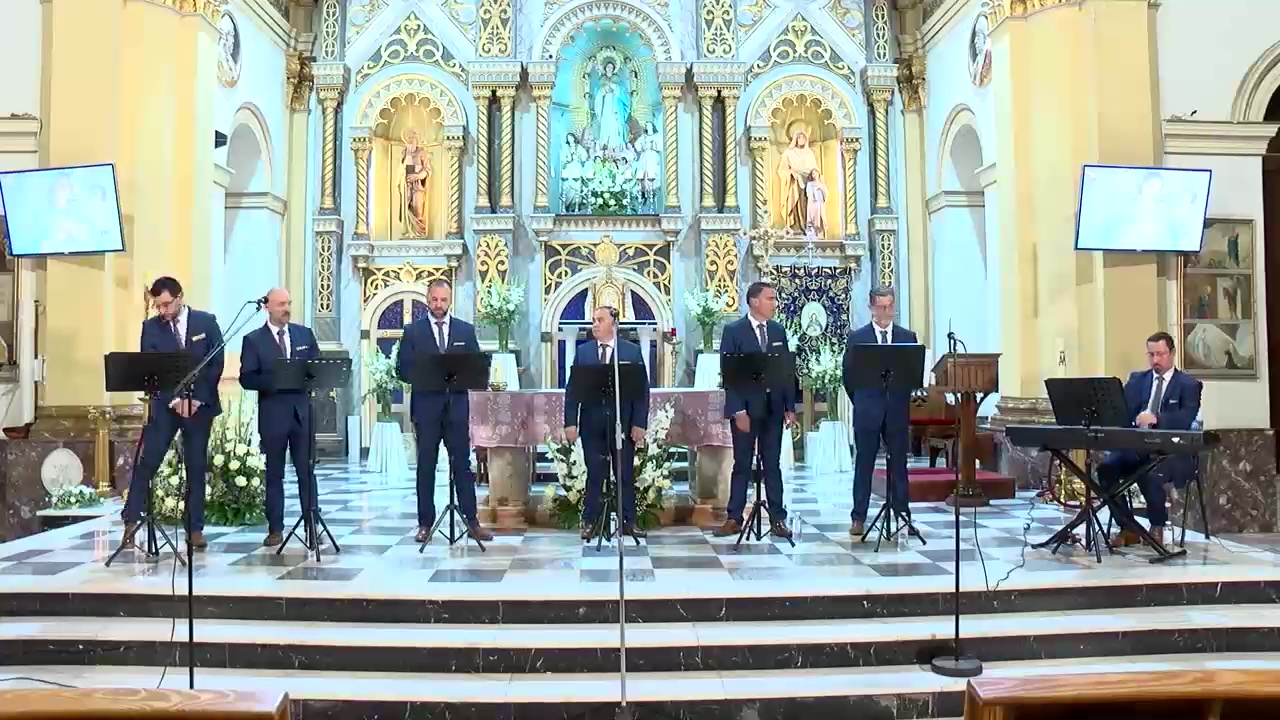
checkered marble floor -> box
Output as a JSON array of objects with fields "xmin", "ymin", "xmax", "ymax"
[{"xmin": 1, "ymin": 460, "xmax": 1278, "ymax": 598}]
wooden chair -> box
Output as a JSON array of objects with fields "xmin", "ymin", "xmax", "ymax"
[
  {"xmin": 909, "ymin": 387, "xmax": 957, "ymax": 466},
  {"xmin": 0, "ymin": 689, "xmax": 289, "ymax": 719}
]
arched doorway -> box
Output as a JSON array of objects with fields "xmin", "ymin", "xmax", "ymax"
[
  {"xmin": 932, "ymin": 108, "xmax": 991, "ymax": 360},
  {"xmin": 221, "ymin": 105, "xmax": 279, "ymax": 344}
]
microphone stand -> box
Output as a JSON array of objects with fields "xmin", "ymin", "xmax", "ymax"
[
  {"xmin": 609, "ymin": 341, "xmax": 632, "ymax": 720},
  {"xmin": 165, "ymin": 299, "xmax": 263, "ymax": 690},
  {"xmin": 931, "ymin": 330, "xmax": 982, "ymax": 679}
]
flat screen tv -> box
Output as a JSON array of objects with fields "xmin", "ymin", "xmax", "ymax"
[
  {"xmin": 0, "ymin": 163, "xmax": 126, "ymax": 258},
  {"xmin": 1074, "ymin": 164, "xmax": 1212, "ymax": 253}
]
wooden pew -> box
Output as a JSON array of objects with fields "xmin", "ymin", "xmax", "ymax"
[
  {"xmin": 0, "ymin": 689, "xmax": 289, "ymax": 719},
  {"xmin": 964, "ymin": 669, "xmax": 1280, "ymax": 720}
]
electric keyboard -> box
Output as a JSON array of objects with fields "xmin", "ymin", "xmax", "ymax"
[{"xmin": 1005, "ymin": 424, "xmax": 1218, "ymax": 455}]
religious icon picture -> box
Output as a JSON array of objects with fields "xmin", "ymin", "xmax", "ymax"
[
  {"xmin": 969, "ymin": 10, "xmax": 993, "ymax": 89},
  {"xmin": 1179, "ymin": 218, "xmax": 1257, "ymax": 378},
  {"xmin": 217, "ymin": 12, "xmax": 243, "ymax": 88}
]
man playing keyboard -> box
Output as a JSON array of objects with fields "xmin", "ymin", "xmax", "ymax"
[{"xmin": 1098, "ymin": 331, "xmax": 1202, "ymax": 546}]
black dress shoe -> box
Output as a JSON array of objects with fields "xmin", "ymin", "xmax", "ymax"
[{"xmin": 622, "ymin": 524, "xmax": 647, "ymax": 539}]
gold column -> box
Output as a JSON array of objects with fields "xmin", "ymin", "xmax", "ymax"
[
  {"xmin": 697, "ymin": 87, "xmax": 718, "ymax": 211},
  {"xmin": 899, "ymin": 54, "xmax": 931, "ymax": 345},
  {"xmin": 722, "ymin": 88, "xmax": 740, "ymax": 212},
  {"xmin": 750, "ymin": 136, "xmax": 769, "ymax": 229},
  {"xmin": 446, "ymin": 135, "xmax": 464, "ymax": 236},
  {"xmin": 88, "ymin": 406, "xmax": 114, "ymax": 496},
  {"xmin": 284, "ymin": 51, "xmax": 314, "ymax": 299},
  {"xmin": 497, "ymin": 87, "xmax": 516, "ymax": 210},
  {"xmin": 318, "ymin": 87, "xmax": 341, "ymax": 211},
  {"xmin": 662, "ymin": 84, "xmax": 681, "ymax": 210},
  {"xmin": 532, "ymin": 84, "xmax": 552, "ymax": 211},
  {"xmin": 841, "ymin": 136, "xmax": 861, "ymax": 238},
  {"xmin": 351, "ymin": 136, "xmax": 372, "ymax": 236},
  {"xmin": 472, "ymin": 87, "xmax": 492, "ymax": 212},
  {"xmin": 867, "ymin": 87, "xmax": 893, "ymax": 212}
]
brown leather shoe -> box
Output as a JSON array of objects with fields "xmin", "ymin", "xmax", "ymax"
[
  {"xmin": 1114, "ymin": 529, "xmax": 1143, "ymax": 547},
  {"xmin": 623, "ymin": 524, "xmax": 648, "ymax": 539},
  {"xmin": 713, "ymin": 519, "xmax": 742, "ymax": 537},
  {"xmin": 188, "ymin": 532, "xmax": 207, "ymax": 551},
  {"xmin": 263, "ymin": 532, "xmax": 283, "ymax": 547},
  {"xmin": 770, "ymin": 522, "xmax": 793, "ymax": 540},
  {"xmin": 849, "ymin": 520, "xmax": 865, "ymax": 537},
  {"xmin": 468, "ymin": 523, "xmax": 494, "ymax": 542},
  {"xmin": 415, "ymin": 526, "xmax": 432, "ymax": 543},
  {"xmin": 119, "ymin": 522, "xmax": 140, "ymax": 550},
  {"xmin": 581, "ymin": 526, "xmax": 593, "ymax": 540}
]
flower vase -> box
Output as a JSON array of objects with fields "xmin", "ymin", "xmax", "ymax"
[
  {"xmin": 377, "ymin": 396, "xmax": 393, "ymax": 423},
  {"xmin": 701, "ymin": 326, "xmax": 715, "ymax": 351},
  {"xmin": 497, "ymin": 324, "xmax": 510, "ymax": 353}
]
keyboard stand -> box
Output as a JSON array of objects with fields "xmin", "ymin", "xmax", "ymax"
[{"xmin": 1033, "ymin": 449, "xmax": 1187, "ymax": 564}]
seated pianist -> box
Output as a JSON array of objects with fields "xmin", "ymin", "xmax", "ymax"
[{"xmin": 1099, "ymin": 331, "xmax": 1202, "ymax": 546}]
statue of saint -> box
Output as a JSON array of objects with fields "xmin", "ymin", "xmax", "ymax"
[
  {"xmin": 401, "ymin": 128, "xmax": 431, "ymax": 236},
  {"xmin": 776, "ymin": 126, "xmax": 820, "ymax": 233},
  {"xmin": 589, "ymin": 59, "xmax": 632, "ymax": 155},
  {"xmin": 805, "ymin": 169, "xmax": 829, "ymax": 238},
  {"xmin": 560, "ymin": 132, "xmax": 588, "ymax": 213}
]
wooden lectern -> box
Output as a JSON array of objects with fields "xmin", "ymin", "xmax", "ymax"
[{"xmin": 932, "ymin": 352, "xmax": 1000, "ymax": 507}]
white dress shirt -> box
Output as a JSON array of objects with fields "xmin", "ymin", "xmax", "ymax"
[
  {"xmin": 172, "ymin": 305, "xmax": 189, "ymax": 347},
  {"xmin": 430, "ymin": 313, "xmax": 451, "ymax": 348},
  {"xmin": 1147, "ymin": 367, "xmax": 1175, "ymax": 411},
  {"xmin": 597, "ymin": 336, "xmax": 615, "ymax": 364},
  {"xmin": 873, "ymin": 322, "xmax": 892, "ymax": 344},
  {"xmin": 750, "ymin": 317, "xmax": 769, "ymax": 351},
  {"xmin": 267, "ymin": 321, "xmax": 290, "ymax": 357}
]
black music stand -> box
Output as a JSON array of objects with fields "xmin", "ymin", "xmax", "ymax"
[
  {"xmin": 1039, "ymin": 377, "xmax": 1186, "ymax": 563},
  {"xmin": 103, "ymin": 351, "xmax": 192, "ymax": 568},
  {"xmin": 720, "ymin": 352, "xmax": 798, "ymax": 550},
  {"xmin": 273, "ymin": 357, "xmax": 352, "ymax": 562},
  {"xmin": 408, "ymin": 351, "xmax": 492, "ymax": 551},
  {"xmin": 566, "ymin": 361, "xmax": 648, "ymax": 547},
  {"xmin": 844, "ymin": 342, "xmax": 927, "ymax": 551}
]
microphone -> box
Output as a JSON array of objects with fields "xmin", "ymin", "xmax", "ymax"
[{"xmin": 251, "ymin": 294, "xmax": 269, "ymax": 309}]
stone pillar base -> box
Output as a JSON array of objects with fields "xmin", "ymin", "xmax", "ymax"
[{"xmin": 478, "ymin": 447, "xmax": 530, "ymax": 528}]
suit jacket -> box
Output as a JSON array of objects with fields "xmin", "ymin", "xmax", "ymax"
[
  {"xmin": 564, "ymin": 338, "xmax": 650, "ymax": 434},
  {"xmin": 140, "ymin": 308, "xmax": 224, "ymax": 416},
  {"xmin": 395, "ymin": 315, "xmax": 481, "ymax": 425},
  {"xmin": 842, "ymin": 322, "xmax": 919, "ymax": 431},
  {"xmin": 1121, "ymin": 368, "xmax": 1202, "ymax": 487},
  {"xmin": 238, "ymin": 323, "xmax": 320, "ymax": 433},
  {"xmin": 718, "ymin": 315, "xmax": 797, "ymax": 419}
]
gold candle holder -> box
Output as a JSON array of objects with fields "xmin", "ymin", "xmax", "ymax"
[{"xmin": 87, "ymin": 406, "xmax": 115, "ymax": 497}]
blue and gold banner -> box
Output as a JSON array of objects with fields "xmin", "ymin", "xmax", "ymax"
[{"xmin": 771, "ymin": 265, "xmax": 853, "ymax": 365}]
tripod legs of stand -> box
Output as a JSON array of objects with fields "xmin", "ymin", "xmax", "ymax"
[
  {"xmin": 420, "ymin": 471, "xmax": 486, "ymax": 552},
  {"xmin": 735, "ymin": 454, "xmax": 795, "ymax": 549},
  {"xmin": 860, "ymin": 453, "xmax": 925, "ymax": 551},
  {"xmin": 105, "ymin": 416, "xmax": 185, "ymax": 568},
  {"xmin": 279, "ymin": 394, "xmax": 341, "ymax": 561}
]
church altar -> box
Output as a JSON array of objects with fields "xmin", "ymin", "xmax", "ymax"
[{"xmin": 469, "ymin": 389, "xmax": 733, "ymax": 527}]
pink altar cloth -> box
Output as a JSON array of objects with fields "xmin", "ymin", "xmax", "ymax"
[{"xmin": 470, "ymin": 389, "xmax": 732, "ymax": 448}]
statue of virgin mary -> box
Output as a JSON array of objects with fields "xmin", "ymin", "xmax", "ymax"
[{"xmin": 588, "ymin": 55, "xmax": 632, "ymax": 154}]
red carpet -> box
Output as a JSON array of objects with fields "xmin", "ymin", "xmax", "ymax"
[{"xmin": 872, "ymin": 466, "xmax": 1016, "ymax": 503}]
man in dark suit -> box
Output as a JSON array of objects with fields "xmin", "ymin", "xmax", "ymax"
[
  {"xmin": 564, "ymin": 306, "xmax": 650, "ymax": 539},
  {"xmin": 238, "ymin": 288, "xmax": 319, "ymax": 547},
  {"xmin": 119, "ymin": 276, "xmax": 224, "ymax": 552},
  {"xmin": 714, "ymin": 281, "xmax": 795, "ymax": 540},
  {"xmin": 843, "ymin": 285, "xmax": 919, "ymax": 536},
  {"xmin": 396, "ymin": 279, "xmax": 493, "ymax": 542},
  {"xmin": 1098, "ymin": 331, "xmax": 1202, "ymax": 546}
]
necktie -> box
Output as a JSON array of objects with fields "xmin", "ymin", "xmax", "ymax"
[
  {"xmin": 276, "ymin": 328, "xmax": 288, "ymax": 358},
  {"xmin": 171, "ymin": 319, "xmax": 184, "ymax": 348},
  {"xmin": 879, "ymin": 329, "xmax": 889, "ymax": 345},
  {"xmin": 757, "ymin": 323, "xmax": 768, "ymax": 351},
  {"xmin": 435, "ymin": 320, "xmax": 446, "ymax": 350},
  {"xmin": 1148, "ymin": 374, "xmax": 1165, "ymax": 413},
  {"xmin": 599, "ymin": 343, "xmax": 609, "ymax": 364}
]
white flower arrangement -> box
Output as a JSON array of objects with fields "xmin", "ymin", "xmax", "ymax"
[
  {"xmin": 476, "ymin": 281, "xmax": 525, "ymax": 352},
  {"xmin": 542, "ymin": 402, "xmax": 676, "ymax": 529},
  {"xmin": 684, "ymin": 288, "xmax": 729, "ymax": 350},
  {"xmin": 48, "ymin": 484, "xmax": 102, "ymax": 510},
  {"xmin": 364, "ymin": 341, "xmax": 403, "ymax": 417},
  {"xmin": 802, "ymin": 338, "xmax": 845, "ymax": 421}
]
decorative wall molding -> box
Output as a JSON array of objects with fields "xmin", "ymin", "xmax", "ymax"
[
  {"xmin": 226, "ymin": 191, "xmax": 289, "ymax": 216},
  {"xmin": 347, "ymin": 239, "xmax": 467, "ymax": 267},
  {"xmin": 1162, "ymin": 120, "xmax": 1280, "ymax": 156},
  {"xmin": 0, "ymin": 116, "xmax": 40, "ymax": 154},
  {"xmin": 538, "ymin": 1, "xmax": 677, "ymax": 61},
  {"xmin": 353, "ymin": 13, "xmax": 467, "ymax": 87},
  {"xmin": 353, "ymin": 75, "xmax": 466, "ymax": 127},
  {"xmin": 925, "ymin": 189, "xmax": 984, "ymax": 215},
  {"xmin": 747, "ymin": 75, "xmax": 860, "ymax": 131},
  {"xmin": 746, "ymin": 15, "xmax": 861, "ymax": 93}
]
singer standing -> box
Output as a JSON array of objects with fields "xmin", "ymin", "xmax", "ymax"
[
  {"xmin": 714, "ymin": 282, "xmax": 795, "ymax": 540},
  {"xmin": 843, "ymin": 285, "xmax": 918, "ymax": 536},
  {"xmin": 396, "ymin": 279, "xmax": 493, "ymax": 542},
  {"xmin": 563, "ymin": 306, "xmax": 650, "ymax": 539},
  {"xmin": 238, "ymin": 288, "xmax": 319, "ymax": 547},
  {"xmin": 119, "ymin": 276, "xmax": 224, "ymax": 553}
]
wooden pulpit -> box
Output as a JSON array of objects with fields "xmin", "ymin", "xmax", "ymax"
[{"xmin": 932, "ymin": 352, "xmax": 1000, "ymax": 507}]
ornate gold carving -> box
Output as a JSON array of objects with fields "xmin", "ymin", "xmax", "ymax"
[
  {"xmin": 662, "ymin": 85, "xmax": 681, "ymax": 209},
  {"xmin": 477, "ymin": 0, "xmax": 513, "ymax": 57},
  {"xmin": 473, "ymin": 88, "xmax": 492, "ymax": 211},
  {"xmin": 870, "ymin": 0, "xmax": 891, "ymax": 63},
  {"xmin": 87, "ymin": 406, "xmax": 115, "ymax": 496},
  {"xmin": 544, "ymin": 238, "xmax": 672, "ymax": 301},
  {"xmin": 497, "ymin": 87, "xmax": 516, "ymax": 210},
  {"xmin": 540, "ymin": 2, "xmax": 674, "ymax": 61},
  {"xmin": 351, "ymin": 137, "xmax": 372, "ymax": 236},
  {"xmin": 738, "ymin": 0, "xmax": 774, "ymax": 35},
  {"xmin": 876, "ymin": 229, "xmax": 894, "ymax": 289},
  {"xmin": 285, "ymin": 52, "xmax": 315, "ymax": 113},
  {"xmin": 161, "ymin": 0, "xmax": 224, "ymax": 25},
  {"xmin": 697, "ymin": 88, "xmax": 718, "ymax": 211},
  {"xmin": 443, "ymin": 0, "xmax": 478, "ymax": 42},
  {"xmin": 475, "ymin": 234, "xmax": 510, "ymax": 289},
  {"xmin": 722, "ymin": 88, "xmax": 740, "ymax": 211},
  {"xmin": 747, "ymin": 16, "xmax": 860, "ymax": 92},
  {"xmin": 749, "ymin": 76, "xmax": 859, "ymax": 129},
  {"xmin": 825, "ymin": 0, "xmax": 865, "ymax": 51},
  {"xmin": 316, "ymin": 233, "xmax": 336, "ymax": 313},
  {"xmin": 700, "ymin": 0, "xmax": 737, "ymax": 59},
  {"xmin": 898, "ymin": 54, "xmax": 926, "ymax": 112},
  {"xmin": 445, "ymin": 136, "xmax": 464, "ymax": 237},
  {"xmin": 990, "ymin": 0, "xmax": 1075, "ymax": 26},
  {"xmin": 361, "ymin": 262, "xmax": 454, "ymax": 305},
  {"xmin": 841, "ymin": 136, "xmax": 861, "ymax": 239},
  {"xmin": 749, "ymin": 137, "xmax": 770, "ymax": 229},
  {"xmin": 318, "ymin": 88, "xmax": 341, "ymax": 211},
  {"xmin": 346, "ymin": 0, "xmax": 388, "ymax": 47},
  {"xmin": 318, "ymin": 0, "xmax": 340, "ymax": 60},
  {"xmin": 354, "ymin": 14, "xmax": 467, "ymax": 87},
  {"xmin": 989, "ymin": 395, "xmax": 1054, "ymax": 429},
  {"xmin": 356, "ymin": 76, "xmax": 465, "ymax": 127},
  {"xmin": 867, "ymin": 87, "xmax": 893, "ymax": 211},
  {"xmin": 532, "ymin": 85, "xmax": 552, "ymax": 211},
  {"xmin": 922, "ymin": 0, "xmax": 947, "ymax": 24},
  {"xmin": 704, "ymin": 234, "xmax": 740, "ymax": 313}
]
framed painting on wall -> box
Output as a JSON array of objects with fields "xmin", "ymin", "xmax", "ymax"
[{"xmin": 1179, "ymin": 218, "xmax": 1257, "ymax": 378}]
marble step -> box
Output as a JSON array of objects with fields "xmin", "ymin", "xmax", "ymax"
[
  {"xmin": 5, "ymin": 605, "xmax": 1280, "ymax": 674},
  {"xmin": 1, "ymin": 652, "xmax": 1278, "ymax": 719}
]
